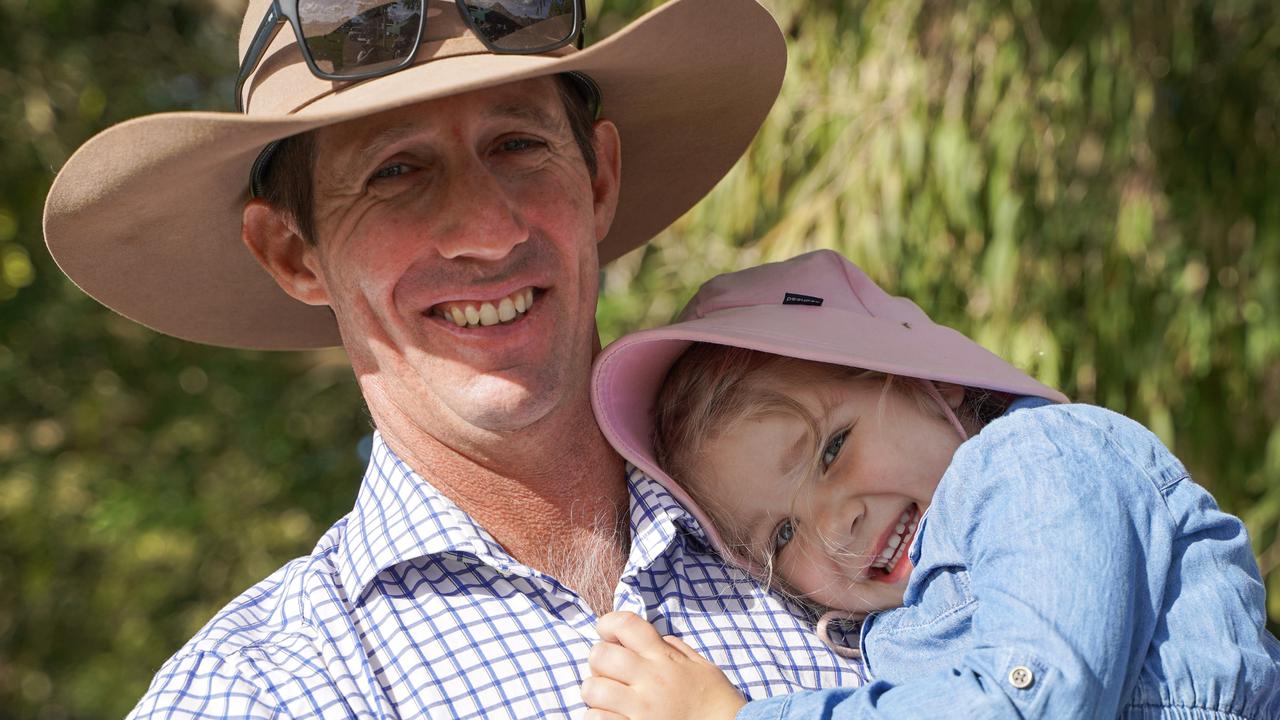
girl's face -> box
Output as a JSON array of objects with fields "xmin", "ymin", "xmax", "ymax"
[{"xmin": 694, "ymin": 372, "xmax": 964, "ymax": 614}]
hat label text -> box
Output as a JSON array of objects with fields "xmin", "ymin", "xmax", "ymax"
[{"xmin": 783, "ymin": 292, "xmax": 824, "ymax": 307}]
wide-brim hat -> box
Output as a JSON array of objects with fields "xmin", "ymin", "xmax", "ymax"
[
  {"xmin": 42, "ymin": 0, "xmax": 786, "ymax": 349},
  {"xmin": 591, "ymin": 249, "xmax": 1069, "ymax": 561}
]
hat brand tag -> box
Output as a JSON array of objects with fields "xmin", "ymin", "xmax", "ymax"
[{"xmin": 782, "ymin": 292, "xmax": 824, "ymax": 307}]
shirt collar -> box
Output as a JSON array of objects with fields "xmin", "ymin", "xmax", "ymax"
[
  {"xmin": 908, "ymin": 394, "xmax": 1054, "ymax": 561},
  {"xmin": 336, "ymin": 434, "xmax": 709, "ymax": 600},
  {"xmin": 336, "ymin": 433, "xmax": 509, "ymax": 600},
  {"xmin": 624, "ymin": 463, "xmax": 711, "ymax": 572},
  {"xmin": 1004, "ymin": 394, "xmax": 1054, "ymax": 416}
]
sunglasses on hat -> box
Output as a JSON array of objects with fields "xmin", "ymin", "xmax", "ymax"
[{"xmin": 235, "ymin": 0, "xmax": 586, "ymax": 112}]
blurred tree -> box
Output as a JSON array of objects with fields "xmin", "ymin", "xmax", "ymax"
[
  {"xmin": 0, "ymin": 0, "xmax": 1276, "ymax": 717},
  {"xmin": 0, "ymin": 2, "xmax": 370, "ymax": 717},
  {"xmin": 601, "ymin": 0, "xmax": 1280, "ymax": 633}
]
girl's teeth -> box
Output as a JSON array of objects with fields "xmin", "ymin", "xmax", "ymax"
[{"xmin": 872, "ymin": 507, "xmax": 919, "ymax": 574}]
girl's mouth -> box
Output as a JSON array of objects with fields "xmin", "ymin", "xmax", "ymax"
[{"xmin": 868, "ymin": 504, "xmax": 919, "ymax": 581}]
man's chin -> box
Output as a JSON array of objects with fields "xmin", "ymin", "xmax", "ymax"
[{"xmin": 446, "ymin": 376, "xmax": 571, "ymax": 434}]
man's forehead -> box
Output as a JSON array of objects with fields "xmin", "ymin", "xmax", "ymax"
[{"xmin": 316, "ymin": 76, "xmax": 568, "ymax": 153}]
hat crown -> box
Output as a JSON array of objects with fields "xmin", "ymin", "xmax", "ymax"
[
  {"xmin": 679, "ymin": 249, "xmax": 933, "ymax": 326},
  {"xmin": 239, "ymin": 0, "xmax": 482, "ymax": 55},
  {"xmin": 237, "ymin": 0, "xmax": 575, "ymax": 115}
]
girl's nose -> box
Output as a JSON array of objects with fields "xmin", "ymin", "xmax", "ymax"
[{"xmin": 808, "ymin": 488, "xmax": 865, "ymax": 547}]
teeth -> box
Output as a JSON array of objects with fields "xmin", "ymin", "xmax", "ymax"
[
  {"xmin": 435, "ymin": 288, "xmax": 536, "ymax": 329},
  {"xmin": 871, "ymin": 507, "xmax": 919, "ymax": 574}
]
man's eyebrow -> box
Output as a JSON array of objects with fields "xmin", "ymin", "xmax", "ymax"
[
  {"xmin": 487, "ymin": 102, "xmax": 566, "ymax": 132},
  {"xmin": 351, "ymin": 122, "xmax": 428, "ymax": 162},
  {"xmin": 351, "ymin": 103, "xmax": 565, "ymax": 161}
]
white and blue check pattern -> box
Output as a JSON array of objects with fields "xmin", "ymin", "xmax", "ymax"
[{"xmin": 128, "ymin": 434, "xmax": 864, "ymax": 718}]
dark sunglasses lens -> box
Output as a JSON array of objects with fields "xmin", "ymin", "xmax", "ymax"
[
  {"xmin": 461, "ymin": 0, "xmax": 577, "ymax": 51},
  {"xmin": 300, "ymin": 0, "xmax": 424, "ymax": 77}
]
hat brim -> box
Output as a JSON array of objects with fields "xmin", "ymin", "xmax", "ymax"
[
  {"xmin": 43, "ymin": 0, "xmax": 786, "ymax": 349},
  {"xmin": 591, "ymin": 304, "xmax": 1070, "ymax": 561}
]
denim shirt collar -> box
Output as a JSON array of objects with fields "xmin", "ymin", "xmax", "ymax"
[
  {"xmin": 907, "ymin": 394, "xmax": 1055, "ymax": 564},
  {"xmin": 1003, "ymin": 394, "xmax": 1055, "ymax": 416}
]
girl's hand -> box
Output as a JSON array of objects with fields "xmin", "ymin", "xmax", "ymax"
[{"xmin": 581, "ymin": 611, "xmax": 747, "ymax": 720}]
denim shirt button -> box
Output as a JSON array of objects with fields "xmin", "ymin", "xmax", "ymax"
[{"xmin": 1008, "ymin": 665, "xmax": 1035, "ymax": 689}]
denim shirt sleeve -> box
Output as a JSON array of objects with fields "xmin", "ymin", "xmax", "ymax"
[{"xmin": 737, "ymin": 403, "xmax": 1179, "ymax": 720}]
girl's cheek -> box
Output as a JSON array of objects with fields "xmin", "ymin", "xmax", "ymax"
[{"xmin": 784, "ymin": 551, "xmax": 832, "ymax": 599}]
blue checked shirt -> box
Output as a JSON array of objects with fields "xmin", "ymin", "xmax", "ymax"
[{"xmin": 127, "ymin": 433, "xmax": 863, "ymax": 718}]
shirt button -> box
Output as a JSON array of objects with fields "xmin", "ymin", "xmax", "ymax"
[{"xmin": 1008, "ymin": 665, "xmax": 1034, "ymax": 689}]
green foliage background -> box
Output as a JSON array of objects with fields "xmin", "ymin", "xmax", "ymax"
[{"xmin": 1, "ymin": 0, "xmax": 1276, "ymax": 716}]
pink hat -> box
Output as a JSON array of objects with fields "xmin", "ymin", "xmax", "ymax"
[{"xmin": 591, "ymin": 249, "xmax": 1068, "ymax": 561}]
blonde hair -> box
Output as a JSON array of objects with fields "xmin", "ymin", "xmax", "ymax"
[{"xmin": 653, "ymin": 343, "xmax": 1010, "ymax": 595}]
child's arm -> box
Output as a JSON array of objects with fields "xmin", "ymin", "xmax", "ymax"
[{"xmin": 581, "ymin": 611, "xmax": 746, "ymax": 720}]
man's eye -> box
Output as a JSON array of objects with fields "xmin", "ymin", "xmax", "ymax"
[
  {"xmin": 498, "ymin": 137, "xmax": 542, "ymax": 153},
  {"xmin": 372, "ymin": 163, "xmax": 412, "ymax": 180},
  {"xmin": 772, "ymin": 519, "xmax": 795, "ymax": 554},
  {"xmin": 821, "ymin": 429, "xmax": 850, "ymax": 472}
]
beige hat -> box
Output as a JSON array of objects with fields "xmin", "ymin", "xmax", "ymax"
[{"xmin": 42, "ymin": 0, "xmax": 786, "ymax": 349}]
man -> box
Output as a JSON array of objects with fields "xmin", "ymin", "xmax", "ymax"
[{"xmin": 44, "ymin": 0, "xmax": 863, "ymax": 716}]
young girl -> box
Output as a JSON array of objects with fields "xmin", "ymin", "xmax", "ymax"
[{"xmin": 582, "ymin": 250, "xmax": 1280, "ymax": 720}]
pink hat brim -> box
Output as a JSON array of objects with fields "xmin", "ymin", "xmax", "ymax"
[{"xmin": 592, "ymin": 304, "xmax": 1068, "ymax": 565}]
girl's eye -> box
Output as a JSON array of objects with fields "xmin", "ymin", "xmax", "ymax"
[
  {"xmin": 821, "ymin": 429, "xmax": 850, "ymax": 472},
  {"xmin": 772, "ymin": 519, "xmax": 796, "ymax": 554}
]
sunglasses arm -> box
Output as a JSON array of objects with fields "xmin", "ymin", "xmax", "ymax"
[{"xmin": 235, "ymin": 2, "xmax": 286, "ymax": 113}]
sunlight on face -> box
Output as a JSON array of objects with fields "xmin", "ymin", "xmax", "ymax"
[
  {"xmin": 302, "ymin": 78, "xmax": 614, "ymax": 445},
  {"xmin": 694, "ymin": 371, "xmax": 964, "ymax": 614}
]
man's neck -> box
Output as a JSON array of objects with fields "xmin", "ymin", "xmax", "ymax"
[{"xmin": 372, "ymin": 398, "xmax": 630, "ymax": 614}]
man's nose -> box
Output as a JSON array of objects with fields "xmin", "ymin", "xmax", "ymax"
[{"xmin": 432, "ymin": 157, "xmax": 530, "ymax": 261}]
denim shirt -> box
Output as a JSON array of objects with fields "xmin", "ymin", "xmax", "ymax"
[{"xmin": 739, "ymin": 398, "xmax": 1280, "ymax": 720}]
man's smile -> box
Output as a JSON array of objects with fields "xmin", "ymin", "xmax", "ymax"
[{"xmin": 431, "ymin": 286, "xmax": 539, "ymax": 328}]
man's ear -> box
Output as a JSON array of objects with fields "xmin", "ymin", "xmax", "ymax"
[
  {"xmin": 241, "ymin": 199, "xmax": 330, "ymax": 306},
  {"xmin": 588, "ymin": 119, "xmax": 622, "ymax": 242}
]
